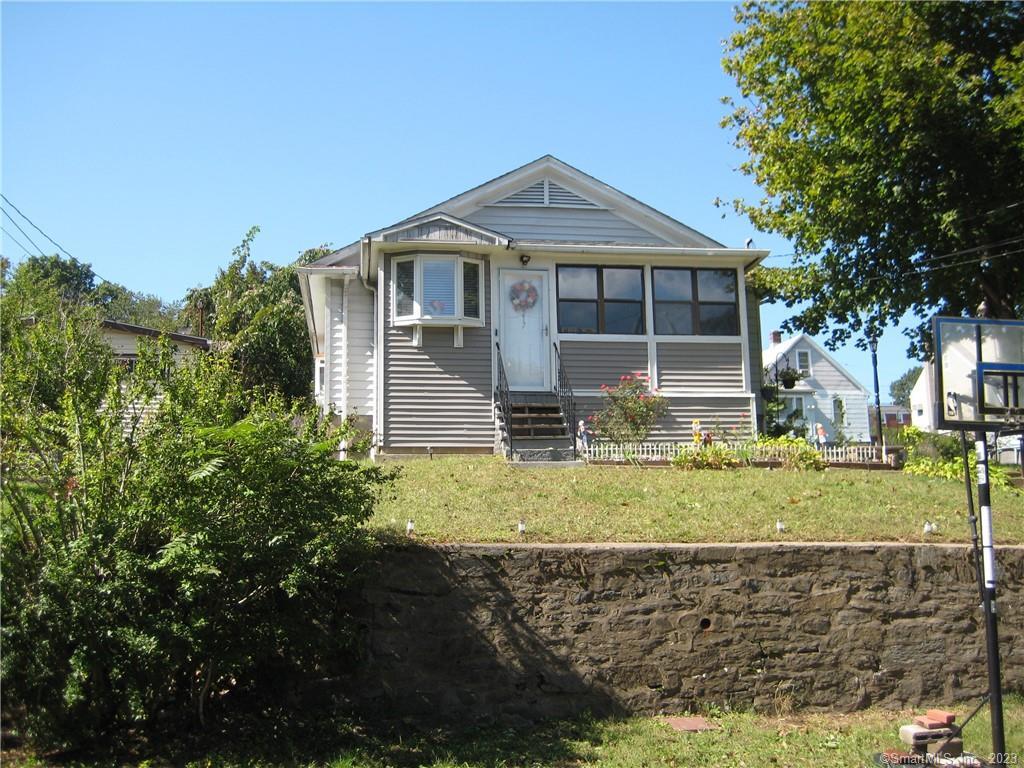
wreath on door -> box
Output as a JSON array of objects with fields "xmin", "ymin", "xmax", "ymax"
[{"xmin": 509, "ymin": 280, "xmax": 538, "ymax": 312}]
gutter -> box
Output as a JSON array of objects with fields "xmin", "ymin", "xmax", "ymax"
[{"xmin": 513, "ymin": 241, "xmax": 771, "ymax": 261}]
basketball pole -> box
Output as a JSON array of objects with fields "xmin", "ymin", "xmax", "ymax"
[{"xmin": 974, "ymin": 431, "xmax": 1006, "ymax": 763}]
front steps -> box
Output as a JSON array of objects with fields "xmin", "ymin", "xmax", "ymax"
[{"xmin": 501, "ymin": 399, "xmax": 576, "ymax": 462}]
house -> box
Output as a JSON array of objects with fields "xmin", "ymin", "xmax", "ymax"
[
  {"xmin": 910, "ymin": 363, "xmax": 937, "ymax": 432},
  {"xmin": 762, "ymin": 331, "xmax": 872, "ymax": 443},
  {"xmin": 297, "ymin": 155, "xmax": 768, "ymax": 459},
  {"xmin": 870, "ymin": 404, "xmax": 912, "ymax": 440},
  {"xmin": 100, "ymin": 319, "xmax": 210, "ymax": 366}
]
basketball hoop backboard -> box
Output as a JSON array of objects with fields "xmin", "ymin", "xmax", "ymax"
[{"xmin": 933, "ymin": 316, "xmax": 1024, "ymax": 431}]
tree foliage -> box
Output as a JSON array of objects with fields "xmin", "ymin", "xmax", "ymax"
[
  {"xmin": 181, "ymin": 228, "xmax": 328, "ymax": 400},
  {"xmin": 0, "ymin": 304, "xmax": 392, "ymax": 750},
  {"xmin": 889, "ymin": 365, "xmax": 923, "ymax": 408},
  {"xmin": 723, "ymin": 1, "xmax": 1024, "ymax": 356},
  {"xmin": 1, "ymin": 253, "xmax": 179, "ymax": 330}
]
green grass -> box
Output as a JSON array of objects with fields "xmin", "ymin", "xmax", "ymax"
[
  {"xmin": 8, "ymin": 699, "xmax": 1023, "ymax": 767},
  {"xmin": 372, "ymin": 457, "xmax": 1024, "ymax": 544}
]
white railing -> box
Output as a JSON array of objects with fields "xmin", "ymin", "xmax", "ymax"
[{"xmin": 582, "ymin": 440, "xmax": 895, "ymax": 465}]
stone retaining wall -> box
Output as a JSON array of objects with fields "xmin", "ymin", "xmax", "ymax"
[{"xmin": 346, "ymin": 543, "xmax": 1023, "ymax": 723}]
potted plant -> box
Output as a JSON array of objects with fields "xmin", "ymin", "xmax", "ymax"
[{"xmin": 777, "ymin": 367, "xmax": 804, "ymax": 390}]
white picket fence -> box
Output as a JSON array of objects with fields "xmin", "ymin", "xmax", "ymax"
[{"xmin": 581, "ymin": 441, "xmax": 894, "ymax": 465}]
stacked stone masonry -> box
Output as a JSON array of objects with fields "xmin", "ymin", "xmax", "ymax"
[{"xmin": 347, "ymin": 543, "xmax": 1023, "ymax": 723}]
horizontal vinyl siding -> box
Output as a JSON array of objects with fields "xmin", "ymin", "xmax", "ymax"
[
  {"xmin": 657, "ymin": 342, "xmax": 744, "ymax": 391},
  {"xmin": 577, "ymin": 396, "xmax": 754, "ymax": 440},
  {"xmin": 384, "ymin": 255, "xmax": 493, "ymax": 448},
  {"xmin": 328, "ymin": 281, "xmax": 346, "ymax": 409},
  {"xmin": 464, "ymin": 207, "xmax": 668, "ymax": 245},
  {"xmin": 560, "ymin": 341, "xmax": 649, "ymax": 391},
  {"xmin": 792, "ymin": 341, "xmax": 865, "ymax": 394},
  {"xmin": 346, "ymin": 280, "xmax": 375, "ymax": 419},
  {"xmin": 807, "ymin": 392, "xmax": 871, "ymax": 443}
]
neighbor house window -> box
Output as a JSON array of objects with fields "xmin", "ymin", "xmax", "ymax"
[
  {"xmin": 652, "ymin": 268, "xmax": 739, "ymax": 335},
  {"xmin": 780, "ymin": 395, "xmax": 805, "ymax": 419},
  {"xmin": 392, "ymin": 254, "xmax": 484, "ymax": 325},
  {"xmin": 832, "ymin": 397, "xmax": 845, "ymax": 426},
  {"xmin": 796, "ymin": 350, "xmax": 812, "ymax": 376},
  {"xmin": 556, "ymin": 266, "xmax": 644, "ymax": 334}
]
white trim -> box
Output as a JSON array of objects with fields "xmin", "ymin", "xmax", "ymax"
[
  {"xmin": 388, "ymin": 252, "xmax": 486, "ymax": 328},
  {"xmin": 576, "ymin": 388, "xmax": 754, "ymax": 398},
  {"xmin": 796, "ymin": 349, "xmax": 812, "ymax": 377},
  {"xmin": 643, "ymin": 263, "xmax": 657, "ymax": 388},
  {"xmin": 737, "ymin": 269, "xmax": 751, "ymax": 394},
  {"xmin": 557, "ymin": 333, "xmax": 650, "ymax": 343}
]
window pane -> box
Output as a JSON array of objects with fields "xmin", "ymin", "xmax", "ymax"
[
  {"xmin": 603, "ymin": 268, "xmax": 642, "ymax": 300},
  {"xmin": 558, "ymin": 301, "xmax": 598, "ymax": 333},
  {"xmin": 422, "ymin": 260, "xmax": 456, "ymax": 316},
  {"xmin": 697, "ymin": 270, "xmax": 736, "ymax": 302},
  {"xmin": 654, "ymin": 302, "xmax": 693, "ymax": 335},
  {"xmin": 463, "ymin": 261, "xmax": 480, "ymax": 319},
  {"xmin": 395, "ymin": 260, "xmax": 415, "ymax": 316},
  {"xmin": 698, "ymin": 303, "xmax": 738, "ymax": 335},
  {"xmin": 653, "ymin": 269, "xmax": 693, "ymax": 301},
  {"xmin": 796, "ymin": 350, "xmax": 811, "ymax": 374},
  {"xmin": 558, "ymin": 267, "xmax": 597, "ymax": 299},
  {"xmin": 604, "ymin": 302, "xmax": 644, "ymax": 334}
]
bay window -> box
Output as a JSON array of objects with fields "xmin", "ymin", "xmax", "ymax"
[
  {"xmin": 556, "ymin": 265, "xmax": 644, "ymax": 334},
  {"xmin": 392, "ymin": 254, "xmax": 484, "ymax": 326},
  {"xmin": 652, "ymin": 268, "xmax": 738, "ymax": 336}
]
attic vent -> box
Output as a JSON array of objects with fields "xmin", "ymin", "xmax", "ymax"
[
  {"xmin": 493, "ymin": 179, "xmax": 600, "ymax": 208},
  {"xmin": 547, "ymin": 182, "xmax": 597, "ymax": 207},
  {"xmin": 496, "ymin": 181, "xmax": 546, "ymax": 206}
]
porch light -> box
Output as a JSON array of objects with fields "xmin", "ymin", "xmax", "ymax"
[{"xmin": 519, "ymin": 253, "xmax": 531, "ymax": 266}]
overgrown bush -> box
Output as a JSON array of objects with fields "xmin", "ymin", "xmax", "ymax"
[
  {"xmin": 900, "ymin": 426, "xmax": 1013, "ymax": 488},
  {"xmin": 1, "ymin": 306, "xmax": 393, "ymax": 750},
  {"xmin": 672, "ymin": 444, "xmax": 743, "ymax": 470},
  {"xmin": 590, "ymin": 372, "xmax": 668, "ymax": 446},
  {"xmin": 753, "ymin": 435, "xmax": 827, "ymax": 471}
]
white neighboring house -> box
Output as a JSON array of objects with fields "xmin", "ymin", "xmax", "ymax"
[
  {"xmin": 909, "ymin": 363, "xmax": 937, "ymax": 432},
  {"xmin": 762, "ymin": 331, "xmax": 872, "ymax": 443}
]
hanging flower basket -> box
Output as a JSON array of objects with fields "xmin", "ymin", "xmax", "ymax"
[
  {"xmin": 778, "ymin": 367, "xmax": 803, "ymax": 389},
  {"xmin": 509, "ymin": 281, "xmax": 538, "ymax": 312}
]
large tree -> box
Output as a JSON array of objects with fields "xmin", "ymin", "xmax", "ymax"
[
  {"xmin": 180, "ymin": 227, "xmax": 329, "ymax": 400},
  {"xmin": 1, "ymin": 253, "xmax": 179, "ymax": 330},
  {"xmin": 723, "ymin": 1, "xmax": 1024, "ymax": 357},
  {"xmin": 889, "ymin": 365, "xmax": 923, "ymax": 408}
]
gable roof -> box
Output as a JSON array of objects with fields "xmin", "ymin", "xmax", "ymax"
[
  {"xmin": 313, "ymin": 155, "xmax": 737, "ymax": 267},
  {"xmin": 763, "ymin": 333, "xmax": 870, "ymax": 395}
]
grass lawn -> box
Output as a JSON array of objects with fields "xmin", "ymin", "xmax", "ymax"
[
  {"xmin": 7, "ymin": 698, "xmax": 1022, "ymax": 767},
  {"xmin": 372, "ymin": 457, "xmax": 1024, "ymax": 544}
]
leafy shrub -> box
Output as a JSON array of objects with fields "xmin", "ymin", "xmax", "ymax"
[
  {"xmin": 590, "ymin": 372, "xmax": 668, "ymax": 445},
  {"xmin": 672, "ymin": 444, "xmax": 743, "ymax": 470},
  {"xmin": 753, "ymin": 435, "xmax": 827, "ymax": 471},
  {"xmin": 900, "ymin": 427, "xmax": 1014, "ymax": 489},
  {"xmin": 1, "ymin": 307, "xmax": 393, "ymax": 750}
]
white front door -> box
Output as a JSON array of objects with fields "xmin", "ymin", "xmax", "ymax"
[{"xmin": 498, "ymin": 269, "xmax": 550, "ymax": 391}]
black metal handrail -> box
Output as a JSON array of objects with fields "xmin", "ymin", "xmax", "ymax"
[
  {"xmin": 494, "ymin": 343, "xmax": 514, "ymax": 460},
  {"xmin": 553, "ymin": 342, "xmax": 577, "ymax": 460}
]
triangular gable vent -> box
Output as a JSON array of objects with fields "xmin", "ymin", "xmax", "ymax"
[{"xmin": 492, "ymin": 178, "xmax": 599, "ymax": 208}]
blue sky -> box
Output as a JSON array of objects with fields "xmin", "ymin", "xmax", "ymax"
[{"xmin": 2, "ymin": 1, "xmax": 919, "ymax": 396}]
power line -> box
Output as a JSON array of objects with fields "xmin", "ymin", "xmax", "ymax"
[
  {"xmin": 1, "ymin": 207, "xmax": 45, "ymax": 256},
  {"xmin": 944, "ymin": 199, "xmax": 1024, "ymax": 228},
  {"xmin": 0, "ymin": 194, "xmax": 73, "ymax": 259},
  {"xmin": 1, "ymin": 225, "xmax": 34, "ymax": 257}
]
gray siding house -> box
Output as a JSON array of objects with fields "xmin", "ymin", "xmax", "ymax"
[
  {"xmin": 298, "ymin": 156, "xmax": 768, "ymax": 458},
  {"xmin": 762, "ymin": 331, "xmax": 872, "ymax": 443}
]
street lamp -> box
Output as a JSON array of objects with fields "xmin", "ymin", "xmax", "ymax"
[{"xmin": 868, "ymin": 334, "xmax": 884, "ymax": 450}]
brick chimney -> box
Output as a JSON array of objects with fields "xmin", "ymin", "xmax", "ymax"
[{"xmin": 770, "ymin": 330, "xmax": 783, "ymax": 345}]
